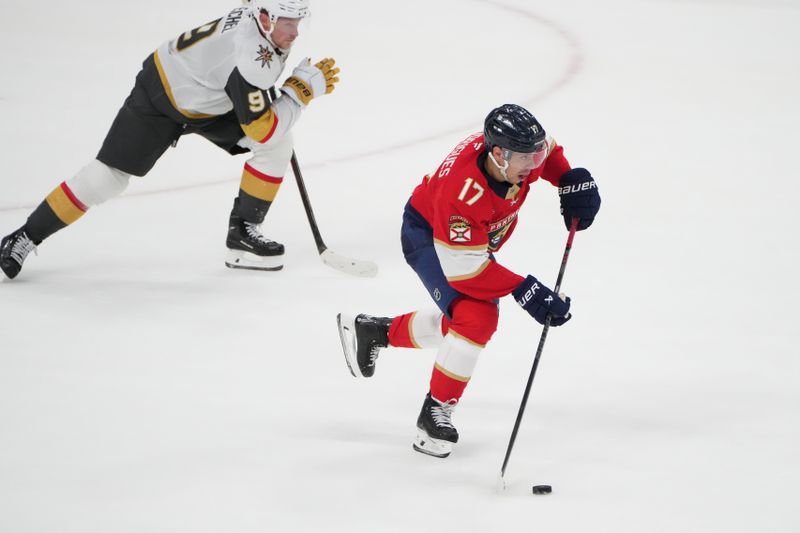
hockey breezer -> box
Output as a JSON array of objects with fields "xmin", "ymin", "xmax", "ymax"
[{"xmin": 267, "ymin": 87, "xmax": 378, "ymax": 278}]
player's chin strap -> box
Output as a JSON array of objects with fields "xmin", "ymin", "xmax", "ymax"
[
  {"xmin": 252, "ymin": 8, "xmax": 284, "ymax": 51},
  {"xmin": 488, "ymin": 151, "xmax": 511, "ymax": 182}
]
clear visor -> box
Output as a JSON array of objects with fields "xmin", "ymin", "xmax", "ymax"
[{"xmin": 504, "ymin": 140, "xmax": 548, "ymax": 168}]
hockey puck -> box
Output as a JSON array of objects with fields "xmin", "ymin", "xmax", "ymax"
[{"xmin": 532, "ymin": 484, "xmax": 552, "ymax": 495}]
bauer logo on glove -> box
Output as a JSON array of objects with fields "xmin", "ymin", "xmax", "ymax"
[
  {"xmin": 558, "ymin": 180, "xmax": 597, "ymax": 195},
  {"xmin": 512, "ymin": 275, "xmax": 572, "ymax": 327},
  {"xmin": 515, "ymin": 280, "xmax": 542, "ymax": 307},
  {"xmin": 558, "ymin": 167, "xmax": 601, "ymax": 231}
]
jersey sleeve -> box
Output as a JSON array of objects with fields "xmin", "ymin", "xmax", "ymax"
[
  {"xmin": 225, "ymin": 68, "xmax": 301, "ymax": 144},
  {"xmin": 431, "ymin": 180, "xmax": 525, "ymax": 301},
  {"xmin": 224, "ymin": 23, "xmax": 302, "ymax": 145},
  {"xmin": 540, "ymin": 135, "xmax": 572, "ymax": 185}
]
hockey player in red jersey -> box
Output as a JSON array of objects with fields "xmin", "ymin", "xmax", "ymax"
[
  {"xmin": 337, "ymin": 104, "xmax": 601, "ymax": 458},
  {"xmin": 0, "ymin": 0, "xmax": 339, "ymax": 279}
]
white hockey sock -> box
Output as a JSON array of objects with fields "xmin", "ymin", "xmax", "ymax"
[
  {"xmin": 408, "ymin": 310, "xmax": 446, "ymax": 349},
  {"xmin": 434, "ymin": 332, "xmax": 482, "ymax": 385},
  {"xmin": 66, "ymin": 159, "xmax": 130, "ymax": 207}
]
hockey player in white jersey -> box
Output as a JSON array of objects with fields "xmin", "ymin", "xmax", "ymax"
[{"xmin": 0, "ymin": 0, "xmax": 339, "ymax": 279}]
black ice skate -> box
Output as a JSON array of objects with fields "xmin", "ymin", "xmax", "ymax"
[
  {"xmin": 225, "ymin": 210, "xmax": 284, "ymax": 271},
  {"xmin": 0, "ymin": 227, "xmax": 37, "ymax": 280},
  {"xmin": 413, "ymin": 392, "xmax": 459, "ymax": 458},
  {"xmin": 336, "ymin": 313, "xmax": 392, "ymax": 378}
]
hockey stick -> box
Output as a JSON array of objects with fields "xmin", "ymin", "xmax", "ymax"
[
  {"xmin": 497, "ymin": 217, "xmax": 579, "ymax": 491},
  {"xmin": 267, "ymin": 87, "xmax": 378, "ymax": 277}
]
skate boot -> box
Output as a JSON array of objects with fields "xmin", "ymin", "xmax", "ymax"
[
  {"xmin": 225, "ymin": 209, "xmax": 284, "ymax": 271},
  {"xmin": 413, "ymin": 392, "xmax": 459, "ymax": 458},
  {"xmin": 0, "ymin": 227, "xmax": 37, "ymax": 280},
  {"xmin": 336, "ymin": 313, "xmax": 392, "ymax": 378}
]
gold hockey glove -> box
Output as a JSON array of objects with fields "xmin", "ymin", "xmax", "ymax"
[{"xmin": 283, "ymin": 57, "xmax": 340, "ymax": 107}]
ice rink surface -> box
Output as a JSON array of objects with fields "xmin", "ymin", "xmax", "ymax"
[{"xmin": 1, "ymin": 0, "xmax": 798, "ymax": 531}]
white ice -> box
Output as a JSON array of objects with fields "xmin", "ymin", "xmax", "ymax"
[{"xmin": 1, "ymin": 0, "xmax": 798, "ymax": 531}]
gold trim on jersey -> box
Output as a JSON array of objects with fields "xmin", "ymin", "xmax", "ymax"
[
  {"xmin": 240, "ymin": 166, "xmax": 282, "ymax": 202},
  {"xmin": 445, "ymin": 260, "xmax": 490, "ymax": 282},
  {"xmin": 408, "ymin": 311, "xmax": 421, "ymax": 348},
  {"xmin": 241, "ymin": 109, "xmax": 277, "ymax": 143},
  {"xmin": 434, "ymin": 362, "xmax": 472, "ymax": 382},
  {"xmin": 153, "ymin": 50, "xmax": 216, "ymax": 120},
  {"xmin": 546, "ymin": 136, "xmax": 557, "ymax": 156},
  {"xmin": 447, "ymin": 329, "xmax": 486, "ymax": 349},
  {"xmin": 46, "ymin": 184, "xmax": 87, "ymax": 225},
  {"xmin": 505, "ymin": 183, "xmax": 521, "ymax": 201}
]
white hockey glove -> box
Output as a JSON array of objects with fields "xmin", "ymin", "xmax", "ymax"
[{"xmin": 282, "ymin": 57, "xmax": 340, "ymax": 107}]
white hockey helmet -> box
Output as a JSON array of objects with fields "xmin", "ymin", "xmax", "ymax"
[{"xmin": 243, "ymin": 0, "xmax": 310, "ymax": 34}]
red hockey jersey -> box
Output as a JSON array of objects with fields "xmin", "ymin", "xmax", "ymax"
[{"xmin": 408, "ymin": 132, "xmax": 571, "ymax": 301}]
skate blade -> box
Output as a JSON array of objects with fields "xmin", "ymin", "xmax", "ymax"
[
  {"xmin": 225, "ymin": 249, "xmax": 283, "ymax": 271},
  {"xmin": 336, "ymin": 313, "xmax": 361, "ymax": 378},
  {"xmin": 412, "ymin": 428, "xmax": 452, "ymax": 458}
]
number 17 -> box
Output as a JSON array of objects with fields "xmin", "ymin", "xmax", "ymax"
[{"xmin": 458, "ymin": 177, "xmax": 484, "ymax": 206}]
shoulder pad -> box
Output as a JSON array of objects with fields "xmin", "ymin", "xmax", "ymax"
[{"xmin": 234, "ymin": 23, "xmax": 285, "ymax": 89}]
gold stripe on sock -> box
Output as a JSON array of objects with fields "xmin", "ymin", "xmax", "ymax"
[{"xmin": 45, "ymin": 185, "xmax": 86, "ymax": 225}]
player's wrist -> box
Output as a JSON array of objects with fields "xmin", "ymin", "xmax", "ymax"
[{"xmin": 282, "ymin": 77, "xmax": 313, "ymax": 107}]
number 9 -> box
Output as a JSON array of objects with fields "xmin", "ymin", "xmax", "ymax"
[{"xmin": 248, "ymin": 91, "xmax": 266, "ymax": 113}]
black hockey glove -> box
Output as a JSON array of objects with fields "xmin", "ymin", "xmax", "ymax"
[
  {"xmin": 559, "ymin": 168, "xmax": 601, "ymax": 231},
  {"xmin": 512, "ymin": 275, "xmax": 571, "ymax": 327}
]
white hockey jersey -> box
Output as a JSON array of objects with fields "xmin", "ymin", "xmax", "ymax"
[
  {"xmin": 156, "ymin": 7, "xmax": 286, "ymax": 116},
  {"xmin": 153, "ymin": 7, "xmax": 299, "ymax": 144}
]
